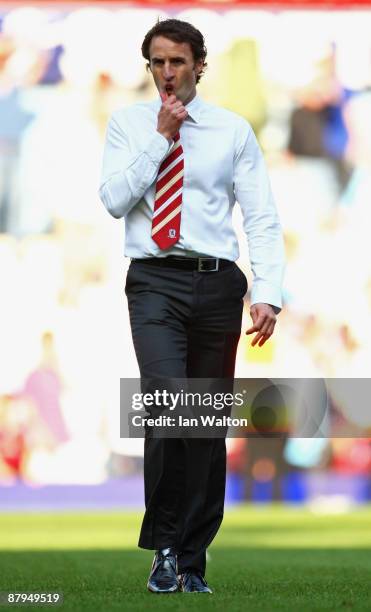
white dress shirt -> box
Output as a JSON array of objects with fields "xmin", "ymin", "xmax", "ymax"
[{"xmin": 99, "ymin": 94, "xmax": 285, "ymax": 311}]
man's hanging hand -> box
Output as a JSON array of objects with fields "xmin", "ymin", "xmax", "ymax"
[{"xmin": 246, "ymin": 303, "xmax": 277, "ymax": 347}]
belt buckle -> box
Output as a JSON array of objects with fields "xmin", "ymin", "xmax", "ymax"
[{"xmin": 198, "ymin": 257, "xmax": 219, "ymax": 272}]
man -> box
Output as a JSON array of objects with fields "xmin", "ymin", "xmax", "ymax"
[{"xmin": 99, "ymin": 19, "xmax": 285, "ymax": 594}]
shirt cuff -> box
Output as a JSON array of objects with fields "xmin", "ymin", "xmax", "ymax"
[
  {"xmin": 250, "ymin": 281, "xmax": 282, "ymax": 314},
  {"xmin": 146, "ymin": 131, "xmax": 173, "ymax": 165}
]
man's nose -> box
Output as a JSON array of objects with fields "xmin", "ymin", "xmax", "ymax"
[{"xmin": 163, "ymin": 63, "xmax": 175, "ymax": 80}]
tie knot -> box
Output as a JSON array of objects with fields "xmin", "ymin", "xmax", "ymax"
[{"xmin": 173, "ymin": 132, "xmax": 180, "ymax": 142}]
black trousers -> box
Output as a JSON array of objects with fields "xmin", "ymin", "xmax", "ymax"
[{"xmin": 125, "ymin": 259, "xmax": 247, "ymax": 576}]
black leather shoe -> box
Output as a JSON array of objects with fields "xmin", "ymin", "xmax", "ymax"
[
  {"xmin": 147, "ymin": 548, "xmax": 179, "ymax": 593},
  {"xmin": 180, "ymin": 572, "xmax": 212, "ymax": 593}
]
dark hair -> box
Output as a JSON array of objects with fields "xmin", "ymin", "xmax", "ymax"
[{"xmin": 141, "ymin": 18, "xmax": 207, "ymax": 84}]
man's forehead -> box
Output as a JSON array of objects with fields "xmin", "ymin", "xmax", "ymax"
[{"xmin": 149, "ymin": 36, "xmax": 192, "ymax": 58}]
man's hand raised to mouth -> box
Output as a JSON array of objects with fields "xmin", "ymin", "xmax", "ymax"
[{"xmin": 157, "ymin": 92, "xmax": 188, "ymax": 143}]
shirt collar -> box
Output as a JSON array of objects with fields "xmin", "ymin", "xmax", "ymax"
[
  {"xmin": 184, "ymin": 94, "xmax": 203, "ymax": 123},
  {"xmin": 152, "ymin": 93, "xmax": 204, "ymax": 124}
]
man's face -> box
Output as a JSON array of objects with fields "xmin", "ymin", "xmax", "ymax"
[{"xmin": 148, "ymin": 35, "xmax": 203, "ymax": 105}]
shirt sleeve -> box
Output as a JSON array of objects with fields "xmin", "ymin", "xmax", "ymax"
[
  {"xmin": 99, "ymin": 112, "xmax": 172, "ymax": 219},
  {"xmin": 233, "ymin": 119, "xmax": 285, "ymax": 313}
]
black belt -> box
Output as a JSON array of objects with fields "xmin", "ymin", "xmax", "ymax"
[{"xmin": 131, "ymin": 256, "xmax": 234, "ymax": 272}]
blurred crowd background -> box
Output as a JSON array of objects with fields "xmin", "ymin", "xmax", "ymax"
[{"xmin": 0, "ymin": 3, "xmax": 370, "ymax": 509}]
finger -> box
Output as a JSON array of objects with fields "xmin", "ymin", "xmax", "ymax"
[
  {"xmin": 257, "ymin": 318, "xmax": 276, "ymax": 345},
  {"xmin": 258, "ymin": 326, "xmax": 274, "ymax": 346},
  {"xmin": 171, "ymin": 100, "xmax": 183, "ymax": 110},
  {"xmin": 258, "ymin": 334, "xmax": 269, "ymax": 347},
  {"xmin": 173, "ymin": 113, "xmax": 188, "ymax": 125},
  {"xmin": 252, "ymin": 331, "xmax": 263, "ymax": 346},
  {"xmin": 165, "ymin": 94, "xmax": 176, "ymax": 105},
  {"xmin": 258, "ymin": 329, "xmax": 273, "ymax": 346},
  {"xmin": 175, "ymin": 110, "xmax": 188, "ymax": 120},
  {"xmin": 256, "ymin": 321, "xmax": 276, "ymax": 347},
  {"xmin": 160, "ymin": 92, "xmax": 167, "ymax": 103},
  {"xmin": 172, "ymin": 105, "xmax": 186, "ymax": 116},
  {"xmin": 245, "ymin": 314, "xmax": 265, "ymax": 335},
  {"xmin": 259, "ymin": 317, "xmax": 272, "ymax": 337},
  {"xmin": 251, "ymin": 331, "xmax": 265, "ymax": 347}
]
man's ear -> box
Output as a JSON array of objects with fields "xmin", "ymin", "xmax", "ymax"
[
  {"xmin": 194, "ymin": 60, "xmax": 204, "ymax": 77},
  {"xmin": 146, "ymin": 62, "xmax": 151, "ymax": 74}
]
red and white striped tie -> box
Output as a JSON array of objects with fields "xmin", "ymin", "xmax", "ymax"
[{"xmin": 151, "ymin": 132, "xmax": 184, "ymax": 249}]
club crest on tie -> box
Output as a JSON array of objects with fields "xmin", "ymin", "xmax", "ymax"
[{"xmin": 168, "ymin": 229, "xmax": 176, "ymax": 238}]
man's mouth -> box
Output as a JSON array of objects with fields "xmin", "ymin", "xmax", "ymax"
[{"xmin": 165, "ymin": 85, "xmax": 175, "ymax": 94}]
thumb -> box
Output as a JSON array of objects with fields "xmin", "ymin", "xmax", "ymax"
[{"xmin": 160, "ymin": 92, "xmax": 167, "ymax": 103}]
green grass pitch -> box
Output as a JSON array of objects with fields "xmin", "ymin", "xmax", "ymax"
[{"xmin": 0, "ymin": 505, "xmax": 370, "ymax": 611}]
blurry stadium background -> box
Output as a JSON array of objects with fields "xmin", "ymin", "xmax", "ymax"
[{"xmin": 0, "ymin": 0, "xmax": 370, "ymax": 516}]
